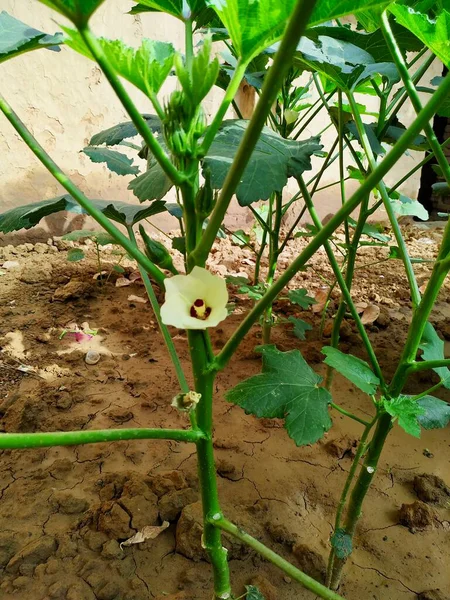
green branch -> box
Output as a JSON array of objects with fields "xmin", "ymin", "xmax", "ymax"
[
  {"xmin": 78, "ymin": 26, "xmax": 185, "ymax": 186},
  {"xmin": 0, "ymin": 428, "xmax": 204, "ymax": 449},
  {"xmin": 191, "ymin": 0, "xmax": 320, "ymax": 267},
  {"xmin": 408, "ymin": 359, "xmax": 450, "ymax": 373},
  {"xmin": 0, "ymin": 94, "xmax": 165, "ymax": 286},
  {"xmin": 211, "ymin": 517, "xmax": 345, "ymax": 600}
]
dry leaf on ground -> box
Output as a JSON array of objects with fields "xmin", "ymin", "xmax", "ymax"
[{"xmin": 120, "ymin": 522, "xmax": 170, "ymax": 549}]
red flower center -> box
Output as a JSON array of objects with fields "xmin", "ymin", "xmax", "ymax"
[{"xmin": 190, "ymin": 298, "xmax": 212, "ymax": 320}]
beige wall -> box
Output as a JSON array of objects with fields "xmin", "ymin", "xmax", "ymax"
[{"xmin": 0, "ymin": 1, "xmax": 443, "ymax": 242}]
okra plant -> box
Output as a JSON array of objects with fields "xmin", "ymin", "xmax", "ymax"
[{"xmin": 1, "ymin": 0, "xmax": 450, "ymax": 598}]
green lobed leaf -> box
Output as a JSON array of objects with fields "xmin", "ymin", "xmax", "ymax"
[
  {"xmin": 172, "ymin": 236, "xmax": 186, "ymax": 256},
  {"xmin": 307, "ymin": 21, "xmax": 424, "ymax": 62},
  {"xmin": 419, "ymin": 323, "xmax": 450, "ymax": 389},
  {"xmin": 384, "ymin": 396, "xmax": 425, "ymax": 438},
  {"xmin": 389, "ymin": 4, "xmax": 450, "ymax": 68},
  {"xmin": 128, "ymin": 159, "xmax": 174, "ymax": 202},
  {"xmin": 245, "ymin": 585, "xmax": 266, "ymax": 600},
  {"xmin": 82, "ymin": 147, "xmax": 140, "ymax": 176},
  {"xmin": 175, "ymin": 36, "xmax": 219, "ymax": 107},
  {"xmin": 62, "ymin": 229, "xmax": 115, "ymax": 245},
  {"xmin": 37, "ymin": 0, "xmax": 106, "ymax": 25},
  {"xmin": 288, "ymin": 288, "xmax": 316, "ymax": 309},
  {"xmin": 331, "ymin": 529, "xmax": 353, "ymax": 560},
  {"xmin": 89, "ymin": 115, "xmax": 162, "ymax": 146},
  {"xmin": 206, "ymin": 0, "xmax": 390, "ymax": 62},
  {"xmin": 288, "ymin": 317, "xmax": 313, "ymax": 340},
  {"xmin": 203, "ymin": 120, "xmax": 322, "ymax": 206},
  {"xmin": 226, "ymin": 346, "xmax": 332, "ymax": 446},
  {"xmin": 67, "ymin": 248, "xmax": 85, "ymax": 262},
  {"xmin": 322, "ymin": 346, "xmax": 380, "ymax": 395},
  {"xmin": 417, "ymin": 395, "xmax": 450, "ymax": 430},
  {"xmin": 0, "ymin": 11, "xmax": 63, "ymax": 64},
  {"xmin": 64, "ymin": 28, "xmax": 175, "ymax": 95},
  {"xmin": 130, "ymin": 0, "xmax": 208, "ymax": 20},
  {"xmin": 0, "ymin": 195, "xmax": 80, "ymax": 233},
  {"xmin": 91, "ymin": 200, "xmax": 167, "ymax": 226},
  {"xmin": 231, "ymin": 229, "xmax": 251, "ymax": 246},
  {"xmin": 390, "ymin": 194, "xmax": 429, "ymax": 221}
]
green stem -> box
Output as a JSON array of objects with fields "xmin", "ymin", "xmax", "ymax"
[
  {"xmin": 0, "ymin": 94, "xmax": 165, "ymax": 287},
  {"xmin": 212, "ymin": 518, "xmax": 345, "ymax": 600},
  {"xmin": 0, "ymin": 428, "xmax": 203, "ymax": 449},
  {"xmin": 329, "ymin": 412, "xmax": 391, "ymax": 590},
  {"xmin": 329, "ymin": 403, "xmax": 371, "ymax": 427},
  {"xmin": 211, "ymin": 70, "xmax": 450, "ymax": 371},
  {"xmin": 410, "ymin": 380, "xmax": 446, "ymax": 401},
  {"xmin": 299, "ymin": 176, "xmax": 385, "ymax": 389},
  {"xmin": 408, "ymin": 359, "xmax": 450, "ymax": 372},
  {"xmin": 326, "ymin": 416, "xmax": 376, "ymax": 586},
  {"xmin": 346, "ymin": 93, "xmax": 421, "ymax": 307},
  {"xmin": 78, "ymin": 27, "xmax": 183, "ymax": 186},
  {"xmin": 389, "ymin": 138, "xmax": 450, "ymax": 194},
  {"xmin": 263, "ymin": 191, "xmax": 283, "ymax": 343},
  {"xmin": 200, "ymin": 61, "xmax": 248, "ymax": 155},
  {"xmin": 338, "ymin": 91, "xmax": 350, "ymax": 246},
  {"xmin": 188, "ymin": 331, "xmax": 231, "ymax": 599},
  {"xmin": 127, "ymin": 226, "xmax": 189, "ymax": 394},
  {"xmin": 185, "ymin": 18, "xmax": 194, "ymax": 71},
  {"xmin": 192, "ymin": 0, "xmax": 319, "ymax": 266},
  {"xmin": 254, "ymin": 225, "xmax": 268, "ymax": 284},
  {"xmin": 381, "ymin": 13, "xmax": 450, "ymax": 190}
]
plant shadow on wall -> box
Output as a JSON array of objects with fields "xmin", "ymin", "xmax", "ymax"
[{"xmin": 1, "ymin": 0, "xmax": 450, "ymax": 599}]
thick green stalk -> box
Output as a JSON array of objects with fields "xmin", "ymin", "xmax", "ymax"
[
  {"xmin": 78, "ymin": 26, "xmax": 184, "ymax": 186},
  {"xmin": 212, "ymin": 71, "xmax": 450, "ymax": 371},
  {"xmin": 127, "ymin": 226, "xmax": 189, "ymax": 394},
  {"xmin": 298, "ymin": 177, "xmax": 385, "ymax": 388},
  {"xmin": 192, "ymin": 0, "xmax": 319, "ymax": 266},
  {"xmin": 212, "ymin": 518, "xmax": 345, "ymax": 600},
  {"xmin": 0, "ymin": 94, "xmax": 165, "ymax": 286},
  {"xmin": 188, "ymin": 331, "xmax": 231, "ymax": 599},
  {"xmin": 326, "ymin": 416, "xmax": 376, "ymax": 586},
  {"xmin": 329, "ymin": 412, "xmax": 392, "ymax": 590},
  {"xmin": 0, "ymin": 428, "xmax": 203, "ymax": 449}
]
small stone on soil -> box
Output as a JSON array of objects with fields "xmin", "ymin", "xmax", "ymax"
[{"xmin": 417, "ymin": 590, "xmax": 449, "ymax": 600}]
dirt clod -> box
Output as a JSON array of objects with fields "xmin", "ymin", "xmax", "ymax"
[
  {"xmin": 417, "ymin": 590, "xmax": 449, "ymax": 600},
  {"xmin": 97, "ymin": 503, "xmax": 135, "ymax": 539},
  {"xmin": 52, "ymin": 279, "xmax": 91, "ymax": 301},
  {"xmin": 149, "ymin": 470, "xmax": 188, "ymax": 498},
  {"xmin": 6, "ymin": 536, "xmax": 57, "ymax": 575},
  {"xmin": 413, "ymin": 474, "xmax": 450, "ymax": 507},
  {"xmin": 248, "ymin": 574, "xmax": 277, "ymax": 600},
  {"xmin": 325, "ymin": 435, "xmax": 358, "ymax": 459},
  {"xmin": 51, "ymin": 491, "xmax": 89, "ymax": 515},
  {"xmin": 291, "ymin": 543, "xmax": 327, "ymax": 582},
  {"xmin": 399, "ymin": 501, "xmax": 437, "ymax": 531},
  {"xmin": 158, "ymin": 488, "xmax": 198, "ymax": 522},
  {"xmin": 20, "ymin": 264, "xmax": 52, "ymax": 284}
]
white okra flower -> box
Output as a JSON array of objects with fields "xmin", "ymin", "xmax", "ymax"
[{"xmin": 161, "ymin": 266, "xmax": 228, "ymax": 330}]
